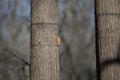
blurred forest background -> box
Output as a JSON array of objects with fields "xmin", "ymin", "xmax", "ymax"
[
  {"xmin": 59, "ymin": 0, "xmax": 96, "ymax": 80},
  {"xmin": 0, "ymin": 0, "xmax": 30, "ymax": 80}
]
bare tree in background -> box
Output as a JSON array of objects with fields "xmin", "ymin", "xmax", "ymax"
[
  {"xmin": 59, "ymin": 0, "xmax": 96, "ymax": 80},
  {"xmin": 0, "ymin": 0, "xmax": 30, "ymax": 80}
]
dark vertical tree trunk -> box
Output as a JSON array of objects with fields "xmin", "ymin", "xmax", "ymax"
[{"xmin": 96, "ymin": 0, "xmax": 120, "ymax": 80}]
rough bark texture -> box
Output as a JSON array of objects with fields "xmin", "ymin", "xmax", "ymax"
[
  {"xmin": 96, "ymin": 0, "xmax": 120, "ymax": 80},
  {"xmin": 31, "ymin": 0, "xmax": 59, "ymax": 80}
]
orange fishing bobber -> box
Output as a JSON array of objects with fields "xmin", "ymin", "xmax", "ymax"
[{"xmin": 57, "ymin": 37, "xmax": 61, "ymax": 45}]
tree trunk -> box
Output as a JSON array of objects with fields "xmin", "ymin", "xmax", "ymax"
[
  {"xmin": 31, "ymin": 0, "xmax": 59, "ymax": 80},
  {"xmin": 96, "ymin": 0, "xmax": 120, "ymax": 80}
]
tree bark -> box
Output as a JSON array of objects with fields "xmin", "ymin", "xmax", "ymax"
[
  {"xmin": 31, "ymin": 0, "xmax": 59, "ymax": 80},
  {"xmin": 96, "ymin": 0, "xmax": 120, "ymax": 80}
]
